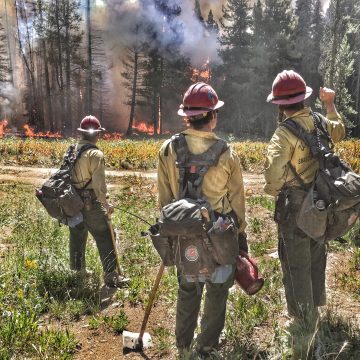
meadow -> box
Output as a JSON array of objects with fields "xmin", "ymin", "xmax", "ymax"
[
  {"xmin": 0, "ymin": 172, "xmax": 360, "ymax": 358},
  {"xmin": 0, "ymin": 137, "xmax": 359, "ymax": 173}
]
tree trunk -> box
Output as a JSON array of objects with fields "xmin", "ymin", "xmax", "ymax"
[
  {"xmin": 126, "ymin": 50, "xmax": 139, "ymax": 136},
  {"xmin": 86, "ymin": 0, "xmax": 93, "ymax": 114},
  {"xmin": 42, "ymin": 39, "xmax": 54, "ymax": 132},
  {"xmin": 4, "ymin": 0, "xmax": 13, "ymax": 85},
  {"xmin": 65, "ymin": 0, "xmax": 72, "ymax": 135},
  {"xmin": 55, "ymin": 0, "xmax": 65, "ymax": 133},
  {"xmin": 152, "ymin": 90, "xmax": 158, "ymax": 136}
]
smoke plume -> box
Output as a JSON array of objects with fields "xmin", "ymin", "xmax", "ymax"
[
  {"xmin": 103, "ymin": 0, "xmax": 221, "ymax": 66},
  {"xmin": 0, "ymin": 82, "xmax": 19, "ymax": 118}
]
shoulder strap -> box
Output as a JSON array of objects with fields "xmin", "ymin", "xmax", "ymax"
[
  {"xmin": 279, "ymin": 118, "xmax": 319, "ymax": 190},
  {"xmin": 172, "ymin": 133, "xmax": 229, "ymax": 198}
]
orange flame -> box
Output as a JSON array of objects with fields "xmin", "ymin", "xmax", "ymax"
[
  {"xmin": 102, "ymin": 132, "xmax": 124, "ymax": 140},
  {"xmin": 0, "ymin": 120, "xmax": 8, "ymax": 137},
  {"xmin": 133, "ymin": 120, "xmax": 154, "ymax": 135},
  {"xmin": 191, "ymin": 57, "xmax": 211, "ymax": 83},
  {"xmin": 23, "ymin": 124, "xmax": 62, "ymax": 138}
]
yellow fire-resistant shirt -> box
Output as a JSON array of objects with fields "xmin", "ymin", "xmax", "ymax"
[
  {"xmin": 71, "ymin": 140, "xmax": 107, "ymax": 204},
  {"xmin": 264, "ymin": 107, "xmax": 345, "ymax": 197},
  {"xmin": 157, "ymin": 128, "xmax": 247, "ymax": 233}
]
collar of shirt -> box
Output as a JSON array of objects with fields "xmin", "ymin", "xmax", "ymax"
[
  {"xmin": 285, "ymin": 106, "xmax": 311, "ymax": 121},
  {"xmin": 182, "ymin": 128, "xmax": 219, "ymax": 140}
]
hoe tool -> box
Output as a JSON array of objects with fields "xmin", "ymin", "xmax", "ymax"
[{"xmin": 122, "ymin": 262, "xmax": 165, "ymax": 351}]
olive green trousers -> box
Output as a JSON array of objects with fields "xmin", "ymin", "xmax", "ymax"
[
  {"xmin": 175, "ymin": 271, "xmax": 234, "ymax": 353},
  {"xmin": 69, "ymin": 199, "xmax": 117, "ymax": 273},
  {"xmin": 278, "ymin": 202, "xmax": 327, "ymax": 319}
]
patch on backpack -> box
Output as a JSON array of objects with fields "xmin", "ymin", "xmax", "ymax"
[{"xmin": 185, "ymin": 245, "xmax": 199, "ymax": 262}]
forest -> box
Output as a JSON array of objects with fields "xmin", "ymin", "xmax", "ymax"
[{"xmin": 0, "ymin": 0, "xmax": 359, "ymax": 139}]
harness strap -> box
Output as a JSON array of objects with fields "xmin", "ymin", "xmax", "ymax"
[{"xmin": 172, "ymin": 133, "xmax": 228, "ymax": 199}]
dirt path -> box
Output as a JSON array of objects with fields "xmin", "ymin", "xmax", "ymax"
[{"xmin": 0, "ymin": 165, "xmax": 265, "ymax": 192}]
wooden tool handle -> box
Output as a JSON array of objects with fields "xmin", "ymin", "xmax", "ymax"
[
  {"xmin": 107, "ymin": 217, "xmax": 122, "ymax": 275},
  {"xmin": 139, "ymin": 263, "xmax": 165, "ymax": 340}
]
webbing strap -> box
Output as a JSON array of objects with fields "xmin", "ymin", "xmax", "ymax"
[{"xmin": 172, "ymin": 133, "xmax": 229, "ymax": 199}]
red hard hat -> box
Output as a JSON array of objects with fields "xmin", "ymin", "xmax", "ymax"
[
  {"xmin": 267, "ymin": 70, "xmax": 313, "ymax": 105},
  {"xmin": 77, "ymin": 115, "xmax": 105, "ymax": 133},
  {"xmin": 178, "ymin": 82, "xmax": 224, "ymax": 117}
]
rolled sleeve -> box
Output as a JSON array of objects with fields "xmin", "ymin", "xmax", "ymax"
[
  {"xmin": 325, "ymin": 111, "xmax": 346, "ymax": 143},
  {"xmin": 226, "ymin": 151, "xmax": 247, "ymax": 233},
  {"xmin": 264, "ymin": 128, "xmax": 292, "ymax": 197},
  {"xmin": 89, "ymin": 151, "xmax": 107, "ymax": 204}
]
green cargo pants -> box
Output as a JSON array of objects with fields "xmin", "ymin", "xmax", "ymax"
[
  {"xmin": 175, "ymin": 270, "xmax": 234, "ymax": 353},
  {"xmin": 69, "ymin": 198, "xmax": 117, "ymax": 273},
  {"xmin": 278, "ymin": 189, "xmax": 327, "ymax": 319}
]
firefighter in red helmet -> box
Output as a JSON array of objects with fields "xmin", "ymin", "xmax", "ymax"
[
  {"xmin": 69, "ymin": 115, "xmax": 129, "ymax": 287},
  {"xmin": 157, "ymin": 82, "xmax": 248, "ymax": 357},
  {"xmin": 264, "ymin": 71, "xmax": 345, "ymax": 357}
]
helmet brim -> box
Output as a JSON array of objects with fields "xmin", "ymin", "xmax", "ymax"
[
  {"xmin": 267, "ymin": 86, "xmax": 313, "ymax": 105},
  {"xmin": 177, "ymin": 100, "xmax": 224, "ymax": 117},
  {"xmin": 77, "ymin": 127, "xmax": 105, "ymax": 133}
]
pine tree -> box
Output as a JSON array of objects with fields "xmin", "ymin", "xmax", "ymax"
[
  {"xmin": 194, "ymin": 0, "xmax": 204, "ymax": 23},
  {"xmin": 294, "ymin": 0, "xmax": 313, "ymax": 85},
  {"xmin": 263, "ymin": 0, "xmax": 298, "ymax": 78},
  {"xmin": 309, "ymin": 0, "xmax": 324, "ymax": 102},
  {"xmin": 320, "ymin": 0, "xmax": 355, "ymax": 123},
  {"xmin": 206, "ymin": 9, "xmax": 219, "ymax": 35},
  {"xmin": 218, "ymin": 0, "xmax": 253, "ymax": 135},
  {"xmin": 121, "ymin": 29, "xmax": 147, "ymax": 136}
]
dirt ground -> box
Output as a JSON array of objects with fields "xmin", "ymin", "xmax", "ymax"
[
  {"xmin": 1, "ymin": 166, "xmax": 359, "ymax": 359},
  {"xmin": 0, "ymin": 165, "xmax": 264, "ymax": 194}
]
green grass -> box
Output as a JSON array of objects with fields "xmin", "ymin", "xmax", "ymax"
[
  {"xmin": 247, "ymin": 195, "xmax": 275, "ymax": 212},
  {"xmin": 1, "ymin": 179, "xmax": 360, "ymax": 358}
]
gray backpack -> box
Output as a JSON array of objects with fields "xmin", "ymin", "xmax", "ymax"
[
  {"xmin": 280, "ymin": 112, "xmax": 360, "ymax": 242},
  {"xmin": 36, "ymin": 143, "xmax": 98, "ymax": 224},
  {"xmin": 151, "ymin": 134, "xmax": 239, "ymax": 279}
]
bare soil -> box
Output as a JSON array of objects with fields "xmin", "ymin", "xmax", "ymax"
[{"xmin": 0, "ymin": 165, "xmax": 264, "ymax": 193}]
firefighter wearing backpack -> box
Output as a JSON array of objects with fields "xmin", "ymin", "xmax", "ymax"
[
  {"xmin": 69, "ymin": 116, "xmax": 129, "ymax": 287},
  {"xmin": 264, "ymin": 71, "xmax": 345, "ymax": 347},
  {"xmin": 157, "ymin": 83, "xmax": 248, "ymax": 357}
]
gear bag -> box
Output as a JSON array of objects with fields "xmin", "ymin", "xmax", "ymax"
[
  {"xmin": 150, "ymin": 133, "xmax": 239, "ymax": 279},
  {"xmin": 280, "ymin": 112, "xmax": 360, "ymax": 242},
  {"xmin": 36, "ymin": 143, "xmax": 98, "ymax": 225}
]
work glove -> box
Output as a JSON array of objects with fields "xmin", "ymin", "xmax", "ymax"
[{"xmin": 238, "ymin": 232, "xmax": 248, "ymax": 254}]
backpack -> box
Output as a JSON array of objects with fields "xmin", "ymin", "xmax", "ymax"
[
  {"xmin": 150, "ymin": 134, "xmax": 239, "ymax": 280},
  {"xmin": 280, "ymin": 112, "xmax": 360, "ymax": 242},
  {"xmin": 36, "ymin": 143, "xmax": 98, "ymax": 225}
]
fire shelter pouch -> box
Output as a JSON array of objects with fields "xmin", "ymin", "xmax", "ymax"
[
  {"xmin": 174, "ymin": 236, "xmax": 216, "ymax": 278},
  {"xmin": 208, "ymin": 217, "xmax": 239, "ymax": 265},
  {"xmin": 296, "ymin": 185, "xmax": 328, "ymax": 242}
]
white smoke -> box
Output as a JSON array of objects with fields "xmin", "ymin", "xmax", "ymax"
[
  {"xmin": 0, "ymin": 82, "xmax": 19, "ymax": 117},
  {"xmin": 103, "ymin": 0, "xmax": 221, "ymax": 66}
]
